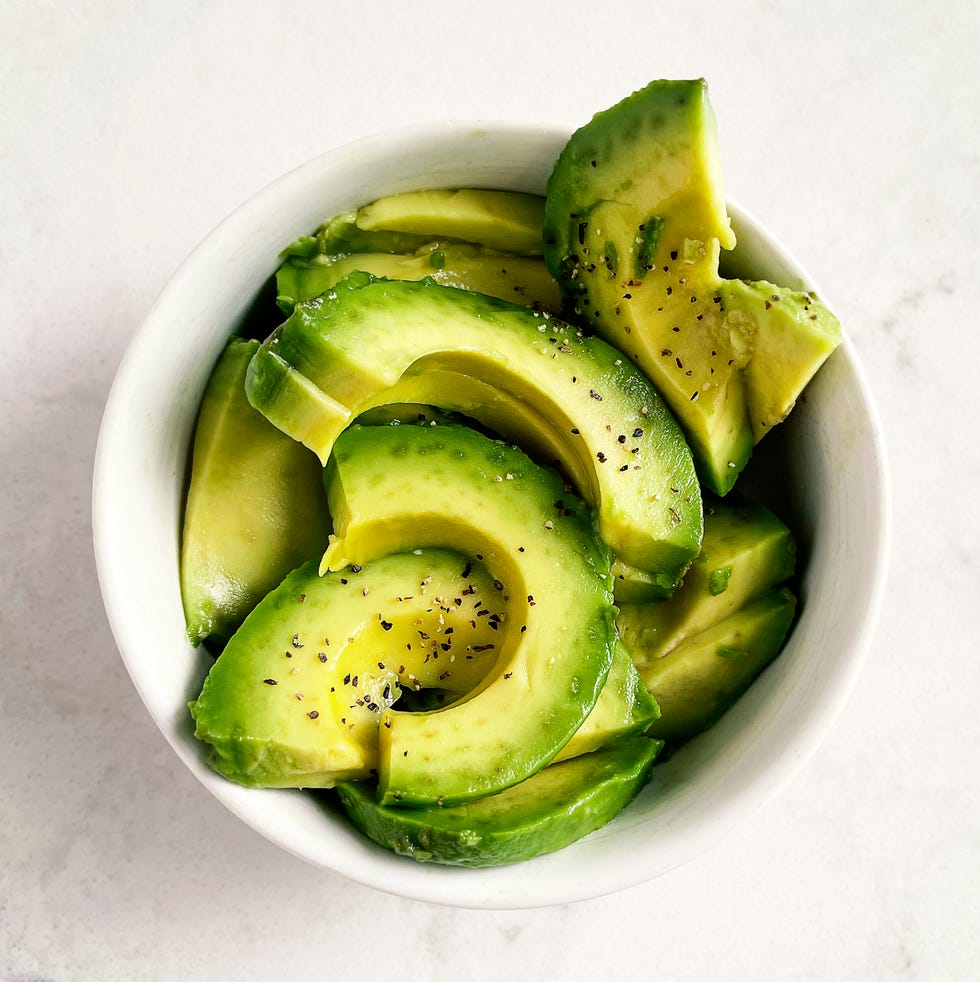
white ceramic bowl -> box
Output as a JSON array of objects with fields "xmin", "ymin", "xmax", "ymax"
[{"xmin": 93, "ymin": 121, "xmax": 889, "ymax": 909}]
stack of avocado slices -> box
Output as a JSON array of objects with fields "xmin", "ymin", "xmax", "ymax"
[{"xmin": 181, "ymin": 79, "xmax": 839, "ymax": 868}]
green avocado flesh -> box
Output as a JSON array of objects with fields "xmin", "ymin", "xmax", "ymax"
[
  {"xmin": 189, "ymin": 541, "xmax": 653, "ymax": 788},
  {"xmin": 610, "ymin": 556, "xmax": 679, "ymax": 604},
  {"xmin": 356, "ymin": 189, "xmax": 547, "ymax": 255},
  {"xmin": 616, "ymin": 498, "xmax": 797, "ymax": 742},
  {"xmin": 276, "ymin": 247, "xmax": 562, "ymax": 315},
  {"xmin": 246, "ymin": 274, "xmax": 702, "ymax": 582},
  {"xmin": 554, "ymin": 639, "xmax": 660, "ymax": 761},
  {"xmin": 180, "ymin": 337, "xmax": 330, "ymax": 643},
  {"xmin": 179, "ymin": 80, "xmax": 828, "ymax": 866},
  {"xmin": 277, "ymin": 190, "xmax": 557, "ymax": 314},
  {"xmin": 615, "ymin": 497, "xmax": 796, "ymax": 661},
  {"xmin": 189, "ymin": 550, "xmax": 505, "ymax": 788},
  {"xmin": 282, "ymin": 211, "xmax": 452, "ymax": 259},
  {"xmin": 322, "ymin": 422, "xmax": 618, "ymax": 807},
  {"xmin": 641, "ymin": 588, "xmax": 797, "ymax": 742},
  {"xmin": 336, "ymin": 735, "xmax": 663, "ymax": 868},
  {"xmin": 543, "ymin": 78, "xmax": 842, "ymax": 494}
]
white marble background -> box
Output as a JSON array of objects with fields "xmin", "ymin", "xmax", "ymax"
[{"xmin": 2, "ymin": 1, "xmax": 977, "ymax": 978}]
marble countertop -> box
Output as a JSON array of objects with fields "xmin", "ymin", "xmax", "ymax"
[{"xmin": 3, "ymin": 1, "xmax": 977, "ymax": 978}]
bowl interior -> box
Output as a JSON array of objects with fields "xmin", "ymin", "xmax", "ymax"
[{"xmin": 93, "ymin": 122, "xmax": 888, "ymax": 909}]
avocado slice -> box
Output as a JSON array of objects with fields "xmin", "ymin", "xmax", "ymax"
[
  {"xmin": 285, "ymin": 211, "xmax": 453, "ymax": 259},
  {"xmin": 246, "ymin": 273, "xmax": 702, "ymax": 583},
  {"xmin": 336, "ymin": 735, "xmax": 663, "ymax": 868},
  {"xmin": 641, "ymin": 588, "xmax": 797, "ymax": 742},
  {"xmin": 275, "ymin": 246, "xmax": 561, "ymax": 315},
  {"xmin": 616, "ymin": 497, "xmax": 796, "ymax": 661},
  {"xmin": 348, "ymin": 415, "xmax": 661, "ymax": 756},
  {"xmin": 180, "ymin": 337, "xmax": 330, "ymax": 644},
  {"xmin": 190, "ymin": 542, "xmax": 653, "ymax": 787},
  {"xmin": 355, "ymin": 189, "xmax": 546, "ymax": 255},
  {"xmin": 189, "ymin": 549, "xmax": 506, "ymax": 788},
  {"xmin": 321, "ymin": 423, "xmax": 617, "ymax": 807},
  {"xmin": 555, "ymin": 640, "xmax": 660, "ymax": 761},
  {"xmin": 543, "ymin": 78, "xmax": 842, "ymax": 494}
]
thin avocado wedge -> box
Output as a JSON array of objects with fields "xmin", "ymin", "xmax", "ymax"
[
  {"xmin": 276, "ymin": 246, "xmax": 561, "ymax": 315},
  {"xmin": 246, "ymin": 273, "xmax": 702, "ymax": 582},
  {"xmin": 180, "ymin": 337, "xmax": 330, "ymax": 644},
  {"xmin": 642, "ymin": 587, "xmax": 797, "ymax": 742},
  {"xmin": 616, "ymin": 497, "xmax": 796, "ymax": 661},
  {"xmin": 321, "ymin": 423, "xmax": 617, "ymax": 807},
  {"xmin": 554, "ymin": 640, "xmax": 660, "ymax": 761},
  {"xmin": 189, "ymin": 550, "xmax": 505, "ymax": 788},
  {"xmin": 336, "ymin": 736, "xmax": 664, "ymax": 868},
  {"xmin": 355, "ymin": 189, "xmax": 546, "ymax": 255},
  {"xmin": 283, "ymin": 211, "xmax": 452, "ymax": 260},
  {"xmin": 543, "ymin": 78, "xmax": 841, "ymax": 494}
]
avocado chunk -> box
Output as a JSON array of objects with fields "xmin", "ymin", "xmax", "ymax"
[
  {"xmin": 180, "ymin": 337, "xmax": 330, "ymax": 644},
  {"xmin": 321, "ymin": 423, "xmax": 618, "ymax": 807},
  {"xmin": 543, "ymin": 78, "xmax": 842, "ymax": 494},
  {"xmin": 246, "ymin": 274, "xmax": 702, "ymax": 583},
  {"xmin": 616, "ymin": 497, "xmax": 796, "ymax": 661},
  {"xmin": 189, "ymin": 549, "xmax": 506, "ymax": 788},
  {"xmin": 275, "ymin": 246, "xmax": 561, "ymax": 315},
  {"xmin": 640, "ymin": 588, "xmax": 797, "ymax": 742},
  {"xmin": 336, "ymin": 735, "xmax": 663, "ymax": 867},
  {"xmin": 355, "ymin": 189, "xmax": 546, "ymax": 255}
]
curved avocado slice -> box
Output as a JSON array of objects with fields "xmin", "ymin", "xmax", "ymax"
[
  {"xmin": 381, "ymin": 633, "xmax": 659, "ymax": 761},
  {"xmin": 275, "ymin": 247, "xmax": 561, "ymax": 315},
  {"xmin": 543, "ymin": 78, "xmax": 842, "ymax": 494},
  {"xmin": 336, "ymin": 735, "xmax": 664, "ymax": 868},
  {"xmin": 352, "ymin": 417, "xmax": 662, "ymax": 753},
  {"xmin": 355, "ymin": 189, "xmax": 546, "ymax": 255},
  {"xmin": 180, "ymin": 337, "xmax": 330, "ymax": 644},
  {"xmin": 321, "ymin": 423, "xmax": 617, "ymax": 807},
  {"xmin": 246, "ymin": 274, "xmax": 702, "ymax": 582},
  {"xmin": 285, "ymin": 210, "xmax": 454, "ymax": 258},
  {"xmin": 189, "ymin": 549, "xmax": 506, "ymax": 788}
]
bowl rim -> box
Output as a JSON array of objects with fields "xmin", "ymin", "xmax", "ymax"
[{"xmin": 93, "ymin": 119, "xmax": 890, "ymax": 909}]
